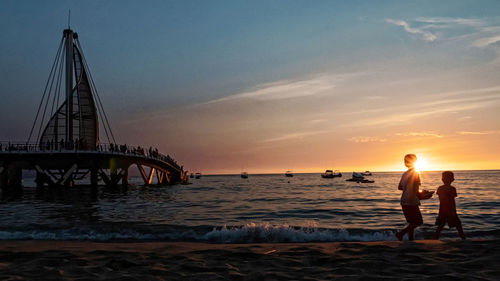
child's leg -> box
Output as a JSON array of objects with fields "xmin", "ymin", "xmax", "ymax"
[
  {"xmin": 435, "ymin": 221, "xmax": 445, "ymax": 239},
  {"xmin": 396, "ymin": 224, "xmax": 413, "ymax": 240},
  {"xmin": 396, "ymin": 226, "xmax": 408, "ymax": 240},
  {"xmin": 408, "ymin": 228, "xmax": 414, "ymax": 241},
  {"xmin": 456, "ymin": 224, "xmax": 466, "ymax": 240},
  {"xmin": 408, "ymin": 224, "xmax": 417, "ymax": 241}
]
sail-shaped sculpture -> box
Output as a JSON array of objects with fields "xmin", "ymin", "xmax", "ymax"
[{"xmin": 39, "ymin": 29, "xmax": 98, "ymax": 150}]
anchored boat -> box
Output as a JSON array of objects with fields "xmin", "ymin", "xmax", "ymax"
[
  {"xmin": 346, "ymin": 172, "xmax": 374, "ymax": 183},
  {"xmin": 321, "ymin": 170, "xmax": 342, "ymax": 178}
]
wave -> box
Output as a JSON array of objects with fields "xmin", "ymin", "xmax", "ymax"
[
  {"xmin": 0, "ymin": 223, "xmax": 403, "ymax": 243},
  {"xmin": 202, "ymin": 223, "xmax": 396, "ymax": 243},
  {"xmin": 0, "ymin": 223, "xmax": 497, "ymax": 243}
]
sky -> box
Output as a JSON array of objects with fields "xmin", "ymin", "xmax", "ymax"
[{"xmin": 0, "ymin": 0, "xmax": 499, "ymax": 174}]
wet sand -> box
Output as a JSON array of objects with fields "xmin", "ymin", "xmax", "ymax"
[{"xmin": 0, "ymin": 239, "xmax": 498, "ymax": 280}]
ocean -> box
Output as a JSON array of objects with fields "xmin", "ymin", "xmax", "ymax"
[{"xmin": 0, "ymin": 170, "xmax": 498, "ymax": 242}]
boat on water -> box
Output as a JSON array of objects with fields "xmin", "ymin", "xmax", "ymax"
[
  {"xmin": 321, "ymin": 170, "xmax": 342, "ymax": 178},
  {"xmin": 346, "ymin": 172, "xmax": 374, "ymax": 183},
  {"xmin": 285, "ymin": 171, "xmax": 294, "ymax": 177},
  {"xmin": 241, "ymin": 172, "xmax": 248, "ymax": 179},
  {"xmin": 195, "ymin": 172, "xmax": 201, "ymax": 179},
  {"xmin": 361, "ymin": 171, "xmax": 372, "ymax": 176},
  {"xmin": 189, "ymin": 173, "xmax": 194, "ymax": 178}
]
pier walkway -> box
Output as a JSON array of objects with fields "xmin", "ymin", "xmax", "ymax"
[{"xmin": 0, "ymin": 142, "xmax": 186, "ymax": 197}]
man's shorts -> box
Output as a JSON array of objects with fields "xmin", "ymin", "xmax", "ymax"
[{"xmin": 402, "ymin": 205, "xmax": 423, "ymax": 226}]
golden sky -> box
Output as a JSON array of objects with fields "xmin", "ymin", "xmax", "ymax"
[{"xmin": 125, "ymin": 67, "xmax": 500, "ymax": 174}]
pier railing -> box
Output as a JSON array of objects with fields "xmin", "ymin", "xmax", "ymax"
[{"xmin": 0, "ymin": 141, "xmax": 181, "ymax": 171}]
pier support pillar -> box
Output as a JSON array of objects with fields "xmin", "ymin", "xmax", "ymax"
[
  {"xmin": 162, "ymin": 171, "xmax": 171, "ymax": 185},
  {"xmin": 0, "ymin": 166, "xmax": 7, "ymax": 198},
  {"xmin": 35, "ymin": 171, "xmax": 45, "ymax": 194},
  {"xmin": 121, "ymin": 168, "xmax": 129, "ymax": 188},
  {"xmin": 90, "ymin": 167, "xmax": 98, "ymax": 186},
  {"xmin": 3, "ymin": 167, "xmax": 23, "ymax": 198},
  {"xmin": 62, "ymin": 164, "xmax": 77, "ymax": 187}
]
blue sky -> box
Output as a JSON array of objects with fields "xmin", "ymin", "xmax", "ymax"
[{"xmin": 1, "ymin": 0, "xmax": 500, "ymax": 172}]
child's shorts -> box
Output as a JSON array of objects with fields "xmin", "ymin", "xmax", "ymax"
[
  {"xmin": 402, "ymin": 205, "xmax": 423, "ymax": 226},
  {"xmin": 435, "ymin": 213, "xmax": 461, "ymax": 228}
]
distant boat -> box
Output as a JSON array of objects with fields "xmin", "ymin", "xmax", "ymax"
[
  {"xmin": 321, "ymin": 170, "xmax": 342, "ymax": 178},
  {"xmin": 195, "ymin": 172, "xmax": 201, "ymax": 179},
  {"xmin": 361, "ymin": 171, "xmax": 372, "ymax": 176},
  {"xmin": 346, "ymin": 172, "xmax": 374, "ymax": 183},
  {"xmin": 189, "ymin": 173, "xmax": 194, "ymax": 178},
  {"xmin": 285, "ymin": 171, "xmax": 294, "ymax": 177},
  {"xmin": 241, "ymin": 172, "xmax": 248, "ymax": 179}
]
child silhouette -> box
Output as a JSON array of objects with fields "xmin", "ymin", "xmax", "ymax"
[
  {"xmin": 396, "ymin": 154, "xmax": 422, "ymax": 241},
  {"xmin": 434, "ymin": 171, "xmax": 466, "ymax": 240}
]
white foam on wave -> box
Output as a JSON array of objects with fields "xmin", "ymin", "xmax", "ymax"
[
  {"xmin": 0, "ymin": 224, "xmax": 497, "ymax": 242},
  {"xmin": 0, "ymin": 224, "xmax": 397, "ymax": 242},
  {"xmin": 202, "ymin": 222, "xmax": 396, "ymax": 243}
]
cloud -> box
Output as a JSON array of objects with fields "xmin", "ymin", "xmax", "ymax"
[
  {"xmin": 345, "ymin": 100, "xmax": 496, "ymax": 128},
  {"xmin": 388, "ymin": 17, "xmax": 500, "ymax": 51},
  {"xmin": 395, "ymin": 132, "xmax": 443, "ymax": 138},
  {"xmin": 261, "ymin": 130, "xmax": 328, "ymax": 143},
  {"xmin": 342, "ymin": 85, "xmax": 500, "ymax": 127},
  {"xmin": 308, "ymin": 119, "xmax": 327, "ymax": 124},
  {"xmin": 385, "ymin": 18, "xmax": 437, "ymax": 42},
  {"xmin": 473, "ymin": 34, "xmax": 500, "ymax": 47},
  {"xmin": 348, "ymin": 136, "xmax": 387, "ymax": 143},
  {"xmin": 457, "ymin": 116, "xmax": 472, "ymax": 121},
  {"xmin": 204, "ymin": 73, "xmax": 360, "ymax": 104},
  {"xmin": 415, "ymin": 17, "xmax": 484, "ymax": 27},
  {"xmin": 365, "ymin": 96, "xmax": 386, "ymax": 100},
  {"xmin": 457, "ymin": 130, "xmax": 500, "ymax": 135}
]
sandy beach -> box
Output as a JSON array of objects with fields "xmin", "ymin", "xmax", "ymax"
[{"xmin": 0, "ymin": 239, "xmax": 498, "ymax": 280}]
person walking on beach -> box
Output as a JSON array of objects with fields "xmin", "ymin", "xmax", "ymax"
[
  {"xmin": 434, "ymin": 171, "xmax": 466, "ymax": 240},
  {"xmin": 396, "ymin": 154, "xmax": 422, "ymax": 241}
]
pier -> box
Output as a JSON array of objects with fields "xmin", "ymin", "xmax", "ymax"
[{"xmin": 0, "ymin": 28, "xmax": 186, "ymax": 198}]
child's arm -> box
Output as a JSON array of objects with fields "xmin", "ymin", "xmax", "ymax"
[{"xmin": 415, "ymin": 173, "xmax": 421, "ymax": 187}]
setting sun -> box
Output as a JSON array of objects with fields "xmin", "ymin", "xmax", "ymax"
[{"xmin": 414, "ymin": 156, "xmax": 431, "ymax": 172}]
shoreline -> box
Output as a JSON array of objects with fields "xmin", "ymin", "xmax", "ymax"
[{"xmin": 1, "ymin": 239, "xmax": 498, "ymax": 280}]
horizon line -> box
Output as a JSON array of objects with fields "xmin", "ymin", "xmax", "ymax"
[{"xmin": 185, "ymin": 168, "xmax": 500, "ymax": 176}]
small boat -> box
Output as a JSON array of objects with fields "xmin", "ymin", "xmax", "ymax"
[
  {"xmin": 361, "ymin": 171, "xmax": 372, "ymax": 176},
  {"xmin": 321, "ymin": 170, "xmax": 342, "ymax": 178},
  {"xmin": 346, "ymin": 172, "xmax": 374, "ymax": 183},
  {"xmin": 195, "ymin": 172, "xmax": 201, "ymax": 179},
  {"xmin": 285, "ymin": 171, "xmax": 294, "ymax": 177},
  {"xmin": 189, "ymin": 173, "xmax": 194, "ymax": 178},
  {"xmin": 241, "ymin": 172, "xmax": 248, "ymax": 179}
]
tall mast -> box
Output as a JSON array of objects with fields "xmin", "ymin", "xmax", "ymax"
[{"xmin": 64, "ymin": 28, "xmax": 74, "ymax": 144}]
